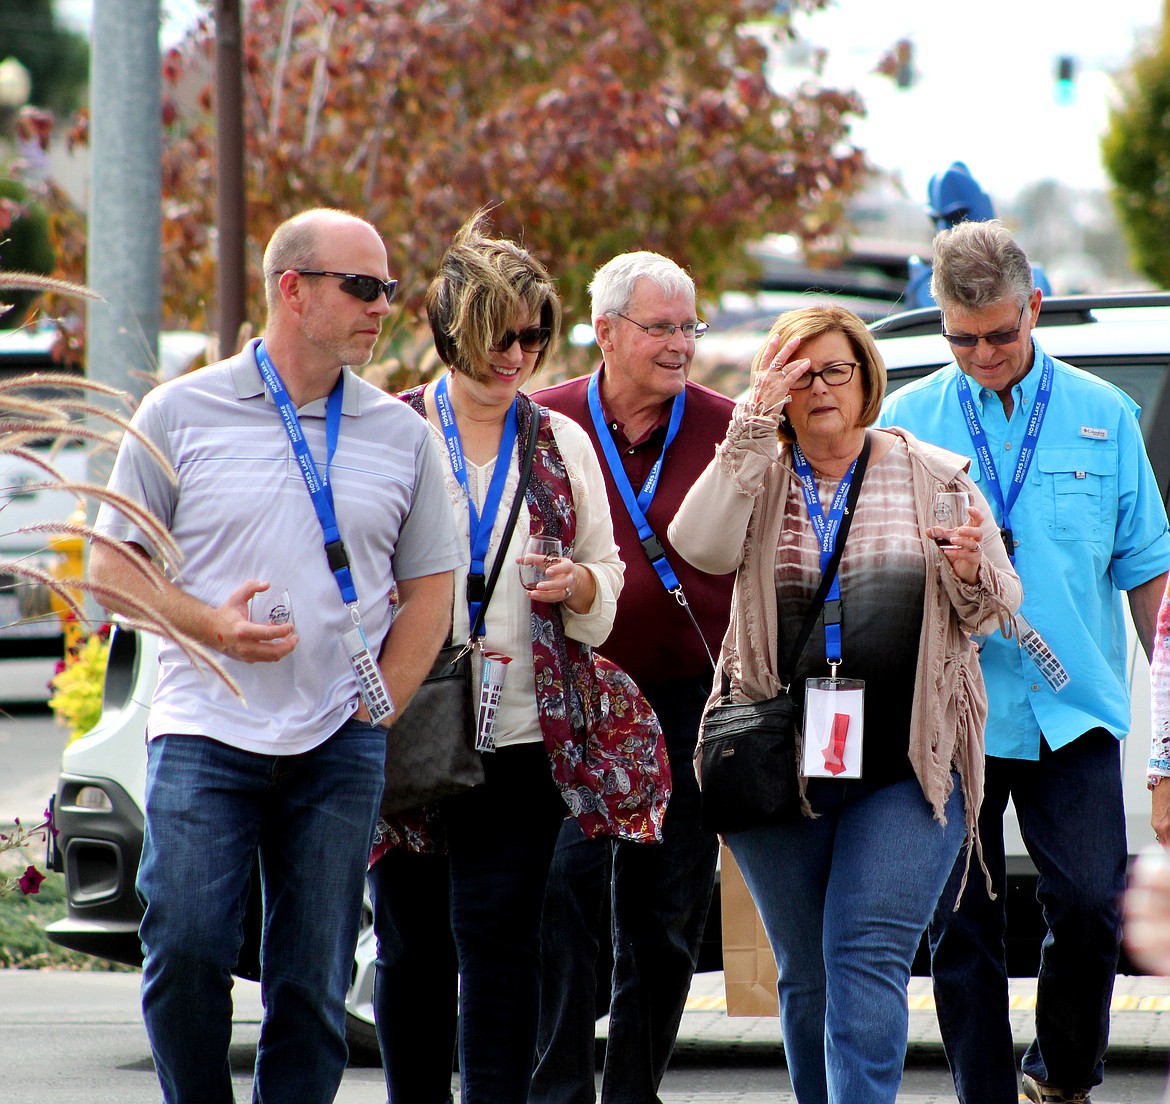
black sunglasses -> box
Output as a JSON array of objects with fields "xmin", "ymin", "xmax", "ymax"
[
  {"xmin": 941, "ymin": 302, "xmax": 1025, "ymax": 348},
  {"xmin": 491, "ymin": 326, "xmax": 552, "ymax": 354},
  {"xmin": 296, "ymin": 270, "xmax": 399, "ymax": 303}
]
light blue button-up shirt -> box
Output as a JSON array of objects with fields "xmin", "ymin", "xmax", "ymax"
[{"xmin": 879, "ymin": 341, "xmax": 1170, "ymax": 759}]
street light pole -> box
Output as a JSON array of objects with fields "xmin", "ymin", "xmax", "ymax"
[
  {"xmin": 82, "ymin": 0, "xmax": 161, "ymax": 620},
  {"xmin": 86, "ymin": 0, "xmax": 161, "ymax": 422}
]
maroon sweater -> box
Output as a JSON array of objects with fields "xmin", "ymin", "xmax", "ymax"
[{"xmin": 533, "ymin": 368, "xmax": 735, "ymax": 687}]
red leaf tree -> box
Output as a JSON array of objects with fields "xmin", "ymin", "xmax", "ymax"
[{"xmin": 156, "ymin": 0, "xmax": 867, "ymax": 351}]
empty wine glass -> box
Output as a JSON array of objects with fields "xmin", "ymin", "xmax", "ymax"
[
  {"xmin": 518, "ymin": 536, "xmax": 562, "ymax": 591},
  {"xmin": 249, "ymin": 585, "xmax": 293, "ymax": 627},
  {"xmin": 932, "ymin": 491, "xmax": 972, "ymax": 549}
]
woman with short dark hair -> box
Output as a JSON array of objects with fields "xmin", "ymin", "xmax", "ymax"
[{"xmin": 367, "ymin": 213, "xmax": 654, "ymax": 1104}]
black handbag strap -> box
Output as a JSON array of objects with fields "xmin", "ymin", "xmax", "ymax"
[
  {"xmin": 467, "ymin": 399, "xmax": 541, "ymax": 643},
  {"xmin": 718, "ymin": 431, "xmax": 872, "ymax": 700}
]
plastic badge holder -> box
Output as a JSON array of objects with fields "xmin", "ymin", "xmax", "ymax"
[
  {"xmin": 342, "ymin": 624, "xmax": 395, "ymax": 724},
  {"xmin": 801, "ymin": 677, "xmax": 864, "ymax": 778},
  {"xmin": 476, "ymin": 651, "xmax": 511, "ymax": 751},
  {"xmin": 1016, "ymin": 613, "xmax": 1070, "ymax": 693}
]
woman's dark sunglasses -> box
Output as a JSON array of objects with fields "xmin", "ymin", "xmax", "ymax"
[
  {"xmin": 491, "ymin": 326, "xmax": 552, "ymax": 354},
  {"xmin": 296, "ymin": 270, "xmax": 398, "ymax": 303}
]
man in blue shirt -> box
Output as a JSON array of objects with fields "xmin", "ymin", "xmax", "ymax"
[{"xmin": 879, "ymin": 220, "xmax": 1170, "ymax": 1104}]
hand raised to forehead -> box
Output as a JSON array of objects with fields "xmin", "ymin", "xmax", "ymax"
[{"xmin": 749, "ymin": 334, "xmax": 811, "ymax": 415}]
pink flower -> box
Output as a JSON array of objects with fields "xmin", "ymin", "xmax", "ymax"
[{"xmin": 18, "ymin": 865, "xmax": 45, "ymax": 895}]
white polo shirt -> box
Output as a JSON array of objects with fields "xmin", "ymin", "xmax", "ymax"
[{"xmin": 95, "ymin": 340, "xmax": 465, "ymax": 754}]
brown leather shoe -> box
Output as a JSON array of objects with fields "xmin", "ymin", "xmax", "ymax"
[{"xmin": 1021, "ymin": 1073, "xmax": 1093, "ymax": 1103}]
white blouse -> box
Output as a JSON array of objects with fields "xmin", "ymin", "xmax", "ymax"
[{"xmin": 427, "ymin": 410, "xmax": 623, "ymax": 747}]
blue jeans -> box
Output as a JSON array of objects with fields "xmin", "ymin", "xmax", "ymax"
[
  {"xmin": 929, "ymin": 729, "xmax": 1127, "ymax": 1103},
  {"xmin": 444, "ymin": 742, "xmax": 567, "ymax": 1104},
  {"xmin": 728, "ymin": 775, "xmax": 965, "ymax": 1104},
  {"xmin": 137, "ymin": 721, "xmax": 386, "ymax": 1104},
  {"xmin": 367, "ymin": 849, "xmax": 457, "ymax": 1104},
  {"xmin": 532, "ymin": 679, "xmax": 719, "ymax": 1104}
]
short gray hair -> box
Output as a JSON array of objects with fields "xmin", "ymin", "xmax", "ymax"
[
  {"xmin": 589, "ymin": 251, "xmax": 695, "ymax": 322},
  {"xmin": 930, "ymin": 219, "xmax": 1033, "ymax": 312}
]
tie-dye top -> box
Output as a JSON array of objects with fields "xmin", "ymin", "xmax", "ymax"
[{"xmin": 775, "ymin": 437, "xmax": 926, "ymax": 786}]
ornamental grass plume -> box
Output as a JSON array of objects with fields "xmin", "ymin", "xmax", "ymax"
[{"xmin": 1, "ymin": 270, "xmax": 239, "ymax": 894}]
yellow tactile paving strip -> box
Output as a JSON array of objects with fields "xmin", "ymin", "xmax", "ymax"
[{"xmin": 684, "ymin": 989, "xmax": 1170, "ymax": 1014}]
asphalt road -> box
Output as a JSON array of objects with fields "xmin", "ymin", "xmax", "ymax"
[{"xmin": 4, "ymin": 969, "xmax": 1170, "ymax": 1103}]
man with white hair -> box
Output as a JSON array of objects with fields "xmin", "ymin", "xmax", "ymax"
[{"xmin": 531, "ymin": 252, "xmax": 734, "ymax": 1104}]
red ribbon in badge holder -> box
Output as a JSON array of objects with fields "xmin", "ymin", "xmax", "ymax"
[
  {"xmin": 823, "ymin": 712, "xmax": 850, "ymax": 776},
  {"xmin": 477, "ymin": 651, "xmax": 511, "ymax": 751}
]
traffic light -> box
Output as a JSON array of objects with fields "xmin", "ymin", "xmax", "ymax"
[
  {"xmin": 894, "ymin": 40, "xmax": 914, "ymax": 89},
  {"xmin": 876, "ymin": 39, "xmax": 915, "ymax": 89},
  {"xmin": 1055, "ymin": 55, "xmax": 1076, "ymax": 105}
]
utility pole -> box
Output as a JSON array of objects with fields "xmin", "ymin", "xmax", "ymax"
[
  {"xmin": 86, "ymin": 0, "xmax": 161, "ymax": 486},
  {"xmin": 215, "ymin": 0, "xmax": 246, "ymax": 356}
]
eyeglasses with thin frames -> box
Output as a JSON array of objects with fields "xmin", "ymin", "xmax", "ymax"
[
  {"xmin": 789, "ymin": 362, "xmax": 858, "ymax": 390},
  {"xmin": 941, "ymin": 302, "xmax": 1025, "ymax": 348},
  {"xmin": 491, "ymin": 327, "xmax": 552, "ymax": 354},
  {"xmin": 295, "ymin": 270, "xmax": 399, "ymax": 303},
  {"xmin": 609, "ymin": 311, "xmax": 708, "ymax": 340}
]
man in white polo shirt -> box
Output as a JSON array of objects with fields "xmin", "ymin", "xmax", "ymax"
[{"xmin": 90, "ymin": 208, "xmax": 463, "ymax": 1104}]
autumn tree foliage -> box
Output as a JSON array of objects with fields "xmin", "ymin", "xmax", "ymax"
[
  {"xmin": 154, "ymin": 0, "xmax": 867, "ymax": 344},
  {"xmin": 1103, "ymin": 14, "xmax": 1170, "ymax": 289}
]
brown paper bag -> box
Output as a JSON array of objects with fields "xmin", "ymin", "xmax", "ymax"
[{"xmin": 720, "ymin": 843, "xmax": 780, "ymax": 1017}]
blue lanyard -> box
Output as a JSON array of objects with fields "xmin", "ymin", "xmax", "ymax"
[
  {"xmin": 586, "ymin": 370, "xmax": 685, "ymax": 591},
  {"xmin": 434, "ymin": 374, "xmax": 519, "ymax": 629},
  {"xmin": 254, "ymin": 341, "xmax": 355, "ymax": 605},
  {"xmin": 955, "ymin": 350, "xmax": 1053, "ymax": 562},
  {"xmin": 791, "ymin": 443, "xmax": 860, "ymax": 667}
]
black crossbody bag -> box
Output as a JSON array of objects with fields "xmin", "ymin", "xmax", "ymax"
[
  {"xmin": 697, "ymin": 434, "xmax": 870, "ymax": 834},
  {"xmin": 380, "ymin": 408, "xmax": 541, "ymax": 817}
]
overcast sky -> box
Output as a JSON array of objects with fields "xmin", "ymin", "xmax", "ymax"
[
  {"xmin": 789, "ymin": 0, "xmax": 1163, "ymax": 201},
  {"xmin": 57, "ymin": 0, "xmax": 1163, "ymax": 202}
]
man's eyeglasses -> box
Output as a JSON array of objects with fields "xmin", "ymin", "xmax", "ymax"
[
  {"xmin": 491, "ymin": 327, "xmax": 552, "ymax": 354},
  {"xmin": 609, "ymin": 312, "xmax": 708, "ymax": 340},
  {"xmin": 941, "ymin": 302, "xmax": 1025, "ymax": 348},
  {"xmin": 296, "ymin": 270, "xmax": 399, "ymax": 303},
  {"xmin": 790, "ymin": 362, "xmax": 858, "ymax": 390}
]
